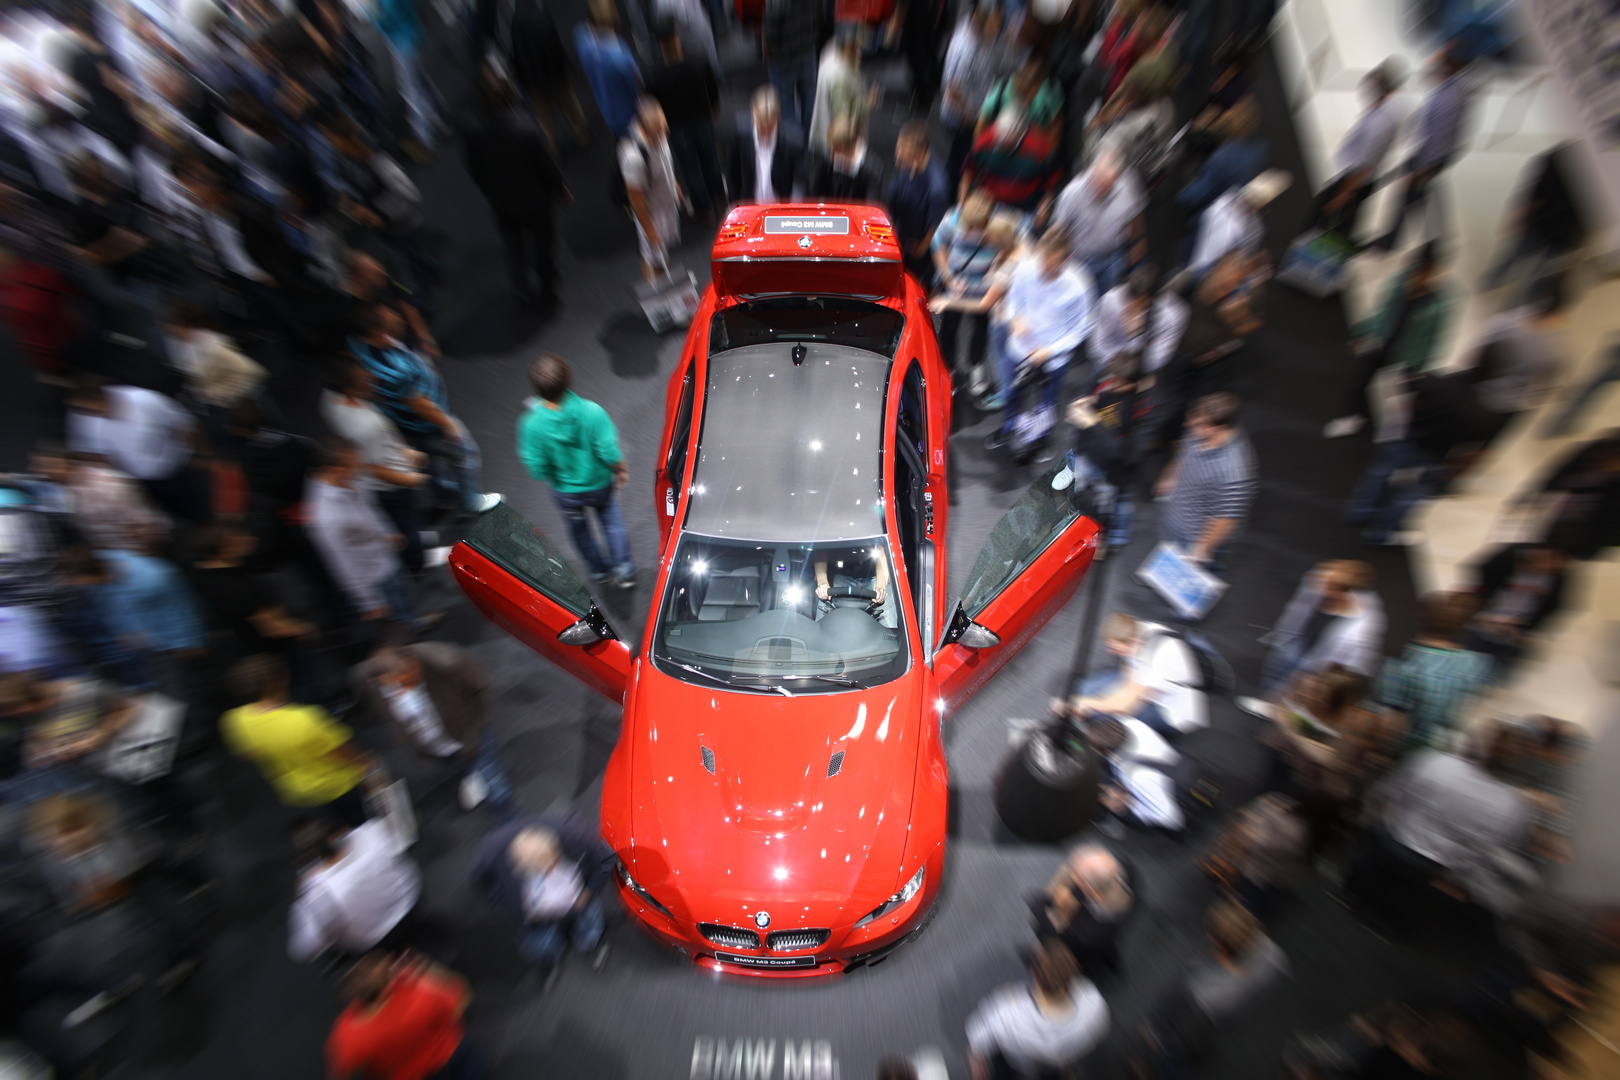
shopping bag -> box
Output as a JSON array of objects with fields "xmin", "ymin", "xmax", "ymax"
[
  {"xmin": 1136, "ymin": 542, "xmax": 1228, "ymax": 621},
  {"xmin": 366, "ymin": 778, "xmax": 418, "ymax": 848},
  {"xmin": 94, "ymin": 692, "xmax": 184, "ymax": 784},
  {"xmin": 1276, "ymin": 228, "xmax": 1355, "ymax": 298},
  {"xmin": 635, "ymin": 265, "xmax": 701, "ymax": 333}
]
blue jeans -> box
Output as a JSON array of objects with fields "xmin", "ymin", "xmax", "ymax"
[
  {"xmin": 518, "ymin": 894, "xmax": 606, "ymax": 967},
  {"xmin": 410, "ymin": 420, "xmax": 485, "ymax": 512},
  {"xmin": 1344, "ymin": 439, "xmax": 1439, "ymax": 543},
  {"xmin": 999, "ymin": 350, "xmax": 1070, "ymax": 438},
  {"xmin": 376, "ymin": 567, "xmax": 424, "ymax": 631},
  {"xmin": 1259, "ymin": 636, "xmax": 1308, "ymax": 698},
  {"xmin": 553, "ymin": 485, "xmax": 634, "ymax": 581},
  {"xmin": 1072, "ymin": 668, "xmax": 1174, "ymax": 736},
  {"xmin": 1082, "ymin": 248, "xmax": 1129, "ymax": 294},
  {"xmin": 1067, "ymin": 451, "xmax": 1134, "ymax": 548},
  {"xmin": 768, "ymin": 52, "xmax": 818, "ymax": 135},
  {"xmin": 467, "ymin": 732, "xmax": 514, "ymax": 815},
  {"xmin": 387, "ymin": 38, "xmax": 439, "ymax": 148}
]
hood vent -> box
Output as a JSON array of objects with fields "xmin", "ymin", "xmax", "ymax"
[
  {"xmin": 700, "ymin": 745, "xmax": 716, "ymax": 774},
  {"xmin": 826, "ymin": 750, "xmax": 845, "ymax": 778}
]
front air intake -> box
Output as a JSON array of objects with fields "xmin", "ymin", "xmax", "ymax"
[
  {"xmin": 767, "ymin": 929, "xmax": 830, "ymax": 952},
  {"xmin": 826, "ymin": 750, "xmax": 845, "ymax": 778},
  {"xmin": 699, "ymin": 923, "xmax": 761, "ymax": 950}
]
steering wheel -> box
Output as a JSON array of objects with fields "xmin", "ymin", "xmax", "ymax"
[{"xmin": 820, "ymin": 584, "xmax": 882, "ymax": 615}]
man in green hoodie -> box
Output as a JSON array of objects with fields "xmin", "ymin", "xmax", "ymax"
[{"xmin": 516, "ymin": 354, "xmax": 635, "ymax": 588}]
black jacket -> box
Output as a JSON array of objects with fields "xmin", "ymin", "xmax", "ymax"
[
  {"xmin": 460, "ymin": 106, "xmax": 566, "ymax": 224},
  {"xmin": 469, "ymin": 814, "xmax": 611, "ymax": 929},
  {"xmin": 1472, "ymin": 544, "xmax": 1567, "ymax": 635},
  {"xmin": 799, "ymin": 152, "xmax": 885, "ymax": 204},
  {"xmin": 727, "ymin": 120, "xmax": 803, "ymax": 205}
]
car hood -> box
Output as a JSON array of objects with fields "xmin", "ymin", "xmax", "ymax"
[{"xmin": 622, "ymin": 664, "xmax": 926, "ymax": 931}]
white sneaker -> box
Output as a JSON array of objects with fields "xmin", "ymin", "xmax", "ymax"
[
  {"xmin": 1236, "ymin": 696, "xmax": 1276, "ymax": 720},
  {"xmin": 473, "ymin": 493, "xmax": 503, "ymax": 513},
  {"xmin": 1323, "ymin": 415, "xmax": 1366, "ymax": 439},
  {"xmin": 1051, "ymin": 466, "xmax": 1075, "ymax": 490},
  {"xmin": 459, "ymin": 771, "xmax": 489, "ymax": 811},
  {"xmin": 968, "ymin": 364, "xmax": 990, "ymax": 397}
]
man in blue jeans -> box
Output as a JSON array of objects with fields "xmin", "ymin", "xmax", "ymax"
[
  {"xmin": 762, "ymin": 0, "xmax": 823, "ymax": 135},
  {"xmin": 517, "ymin": 353, "xmax": 635, "ymax": 588},
  {"xmin": 469, "ymin": 818, "xmax": 609, "ymax": 973}
]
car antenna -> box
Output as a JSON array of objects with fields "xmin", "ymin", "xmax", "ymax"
[{"xmin": 791, "ymin": 344, "xmax": 807, "ymax": 367}]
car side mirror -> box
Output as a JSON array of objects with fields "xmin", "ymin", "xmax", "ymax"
[
  {"xmin": 941, "ymin": 600, "xmax": 1001, "ymax": 650},
  {"xmin": 557, "ymin": 602, "xmax": 618, "ymax": 647}
]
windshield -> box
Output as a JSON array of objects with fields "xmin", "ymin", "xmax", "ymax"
[
  {"xmin": 652, "ymin": 534, "xmax": 909, "ymax": 693},
  {"xmin": 709, "ymin": 297, "xmax": 904, "ymax": 358}
]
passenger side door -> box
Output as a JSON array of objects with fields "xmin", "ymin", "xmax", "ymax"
[
  {"xmin": 890, "ymin": 362, "xmax": 939, "ymax": 650},
  {"xmin": 450, "ymin": 500, "xmax": 633, "ymax": 702},
  {"xmin": 932, "ymin": 462, "xmax": 1100, "ymax": 711}
]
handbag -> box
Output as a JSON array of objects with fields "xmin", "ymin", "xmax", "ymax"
[
  {"xmin": 636, "ymin": 265, "xmax": 701, "ymax": 333},
  {"xmin": 1276, "ymin": 228, "xmax": 1355, "ymax": 299}
]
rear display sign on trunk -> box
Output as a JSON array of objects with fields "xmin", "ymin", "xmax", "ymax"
[
  {"xmin": 714, "ymin": 951, "xmax": 817, "ymax": 968},
  {"xmin": 763, "ymin": 216, "xmax": 850, "ymax": 235}
]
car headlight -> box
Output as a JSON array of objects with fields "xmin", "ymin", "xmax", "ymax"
[
  {"xmin": 853, "ymin": 865, "xmax": 926, "ymax": 928},
  {"xmin": 616, "ymin": 858, "xmax": 673, "ymax": 918}
]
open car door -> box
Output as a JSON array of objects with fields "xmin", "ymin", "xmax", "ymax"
[
  {"xmin": 450, "ymin": 500, "xmax": 633, "ymax": 703},
  {"xmin": 933, "ymin": 462, "xmax": 1100, "ymax": 711}
]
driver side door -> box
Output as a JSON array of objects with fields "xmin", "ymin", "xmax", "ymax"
[
  {"xmin": 933, "ymin": 462, "xmax": 1100, "ymax": 711},
  {"xmin": 450, "ymin": 500, "xmax": 633, "ymax": 702}
]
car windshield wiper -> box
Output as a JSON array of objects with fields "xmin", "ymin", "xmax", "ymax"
[
  {"xmin": 786, "ymin": 673, "xmax": 870, "ymax": 690},
  {"xmin": 661, "ymin": 660, "xmax": 793, "ymax": 696}
]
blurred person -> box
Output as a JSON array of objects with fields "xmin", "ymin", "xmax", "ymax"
[
  {"xmin": 517, "ymin": 354, "xmax": 635, "ymax": 589},
  {"xmin": 960, "ymin": 105, "xmax": 1064, "ymax": 213},
  {"xmin": 1241, "ymin": 560, "xmax": 1385, "ymax": 707},
  {"xmin": 351, "ymin": 642, "xmax": 513, "ymax": 815},
  {"xmin": 1200, "ymin": 791, "xmax": 1308, "ymax": 915},
  {"xmin": 369, "ymin": 0, "xmax": 442, "ymax": 158},
  {"xmin": 1050, "ymin": 145, "xmax": 1145, "ymax": 292},
  {"xmin": 1529, "ymin": 432, "xmax": 1620, "ymax": 560},
  {"xmin": 1186, "ymin": 168, "xmax": 1291, "ymax": 277},
  {"xmin": 1371, "ymin": 591, "xmax": 1494, "ymax": 750},
  {"xmin": 984, "ymin": 230, "xmax": 1096, "ymax": 458},
  {"xmin": 876, "ymin": 1051, "xmax": 949, "ymax": 1080},
  {"xmin": 1480, "ymin": 144, "xmax": 1587, "ymax": 308},
  {"xmin": 807, "ymin": 28, "xmax": 869, "ymax": 155},
  {"xmin": 965, "ymin": 938, "xmax": 1109, "ymax": 1080},
  {"xmin": 469, "ymin": 817, "xmax": 610, "ymax": 971},
  {"xmin": 1459, "ymin": 544, "xmax": 1569, "ymax": 667},
  {"xmin": 890, "ymin": 0, "xmax": 947, "ymax": 109},
  {"xmin": 655, "ymin": 0, "xmax": 720, "ymax": 74},
  {"xmin": 55, "ymin": 544, "xmax": 205, "ymax": 684},
  {"xmin": 1054, "ymin": 613, "xmax": 1184, "ymax": 737},
  {"xmin": 801, "ymin": 115, "xmax": 884, "ymax": 202},
  {"xmin": 975, "ymin": 56, "xmax": 1063, "ymax": 150},
  {"xmin": 322, "ymin": 357, "xmax": 431, "ymax": 576},
  {"xmin": 1086, "ymin": 261, "xmax": 1188, "ymax": 381},
  {"xmin": 29, "ymin": 444, "xmax": 168, "ymax": 554},
  {"xmin": 621, "ymin": 96, "xmax": 681, "ymax": 283},
  {"xmin": 9, "ymin": 672, "xmax": 137, "ymax": 795},
  {"xmin": 1370, "ymin": 44, "xmax": 1475, "ymax": 253},
  {"xmin": 1029, "ymin": 844, "xmax": 1137, "ymax": 977},
  {"xmin": 476, "ymin": 0, "xmax": 590, "ymax": 148},
  {"xmin": 1490, "ymin": 714, "xmax": 1586, "ymax": 865},
  {"xmin": 189, "ymin": 522, "xmax": 318, "ymax": 671},
  {"xmin": 1466, "ymin": 293, "xmax": 1564, "ymax": 420},
  {"xmin": 349, "ymin": 302, "xmax": 493, "ymax": 515},
  {"xmin": 287, "ymin": 814, "xmax": 421, "ymax": 962},
  {"xmin": 1135, "ymin": 898, "xmax": 1290, "ymax": 1076},
  {"xmin": 928, "ymin": 211, "xmax": 1025, "ymax": 402},
  {"xmin": 64, "ymin": 375, "xmax": 207, "ymax": 522},
  {"xmin": 1052, "ymin": 351, "xmax": 1150, "ymax": 549},
  {"xmin": 0, "ymin": 235, "xmax": 88, "ymax": 386},
  {"xmin": 1306, "ymin": 61, "xmax": 1405, "ymax": 239},
  {"xmin": 460, "ymin": 63, "xmax": 571, "ymax": 308},
  {"xmin": 160, "ymin": 302, "xmax": 268, "ymax": 421},
  {"xmin": 940, "ymin": 1, "xmax": 1009, "ymax": 182},
  {"xmin": 727, "ymin": 86, "xmax": 802, "ymax": 205},
  {"xmin": 1154, "ymin": 252, "xmax": 1265, "ymax": 443},
  {"xmin": 1281, "ymin": 1003, "xmax": 1479, "ymax": 1080},
  {"xmin": 327, "ymin": 951, "xmax": 486, "ymax": 1080},
  {"xmin": 1177, "ymin": 96, "xmax": 1269, "ymax": 217},
  {"xmin": 645, "ymin": 18, "xmax": 723, "ymax": 226},
  {"xmin": 221, "ymin": 653, "xmax": 380, "ymax": 827},
  {"xmin": 761, "ymin": 0, "xmax": 825, "ymax": 135},
  {"xmin": 1325, "ymin": 242, "xmax": 1454, "ymax": 439},
  {"xmin": 339, "ymin": 249, "xmax": 441, "ymax": 364},
  {"xmin": 886, "ymin": 122, "xmax": 950, "ymax": 284},
  {"xmin": 1085, "ymin": 715, "xmax": 1187, "ymax": 834},
  {"xmin": 575, "ymin": 0, "xmax": 643, "ymax": 140},
  {"xmin": 1154, "ymin": 392, "xmax": 1257, "ymax": 573},
  {"xmin": 1345, "ymin": 728, "xmax": 1535, "ymax": 927}
]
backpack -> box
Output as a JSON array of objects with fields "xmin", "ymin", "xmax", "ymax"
[{"xmin": 1146, "ymin": 625, "xmax": 1234, "ymax": 695}]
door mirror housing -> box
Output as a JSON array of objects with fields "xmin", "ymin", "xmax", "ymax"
[
  {"xmin": 558, "ymin": 602, "xmax": 618, "ymax": 647},
  {"xmin": 941, "ymin": 600, "xmax": 1001, "ymax": 649}
]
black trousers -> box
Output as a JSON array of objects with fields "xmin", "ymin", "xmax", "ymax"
[
  {"xmin": 938, "ymin": 309, "xmax": 988, "ymax": 376},
  {"xmin": 1308, "ymin": 177, "xmax": 1375, "ymax": 238},
  {"xmin": 495, "ymin": 209, "xmax": 556, "ymax": 297}
]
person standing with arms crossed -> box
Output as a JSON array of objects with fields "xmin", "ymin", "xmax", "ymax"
[{"xmin": 517, "ymin": 354, "xmax": 636, "ymax": 590}]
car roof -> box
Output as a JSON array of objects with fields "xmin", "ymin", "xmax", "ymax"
[{"xmin": 685, "ymin": 342, "xmax": 890, "ymax": 543}]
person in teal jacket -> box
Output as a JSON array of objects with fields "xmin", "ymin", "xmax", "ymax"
[
  {"xmin": 516, "ymin": 354, "xmax": 635, "ymax": 588},
  {"xmin": 1325, "ymin": 242, "xmax": 1454, "ymax": 438}
]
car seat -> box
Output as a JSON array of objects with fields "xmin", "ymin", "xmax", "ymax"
[{"xmin": 695, "ymin": 565, "xmax": 764, "ymax": 621}]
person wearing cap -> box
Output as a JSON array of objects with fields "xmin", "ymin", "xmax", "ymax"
[
  {"xmin": 1187, "ymin": 169, "xmax": 1292, "ymax": 278},
  {"xmin": 1309, "ymin": 60, "xmax": 1406, "ymax": 237}
]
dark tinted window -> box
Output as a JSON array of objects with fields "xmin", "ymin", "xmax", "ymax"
[
  {"xmin": 664, "ymin": 368, "xmax": 695, "ymax": 484},
  {"xmin": 709, "ymin": 297, "xmax": 904, "ymax": 358}
]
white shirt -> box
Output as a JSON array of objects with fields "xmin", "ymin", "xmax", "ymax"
[
  {"xmin": 288, "ymin": 820, "xmax": 422, "ymax": 961},
  {"xmin": 754, "ymin": 122, "xmax": 778, "ymax": 203},
  {"xmin": 1333, "ymin": 97, "xmax": 1402, "ymax": 181},
  {"xmin": 1004, "ymin": 259, "xmax": 1097, "ymax": 363},
  {"xmin": 1091, "ymin": 286, "xmax": 1190, "ymax": 373},
  {"xmin": 383, "ymin": 682, "xmax": 462, "ymax": 758},
  {"xmin": 966, "ymin": 977, "xmax": 1110, "ymax": 1074},
  {"xmin": 66, "ymin": 385, "xmax": 194, "ymax": 481},
  {"xmin": 1189, "ymin": 189, "xmax": 1262, "ymax": 275},
  {"xmin": 522, "ymin": 861, "xmax": 584, "ymax": 922},
  {"xmin": 319, "ymin": 391, "xmax": 419, "ymax": 491}
]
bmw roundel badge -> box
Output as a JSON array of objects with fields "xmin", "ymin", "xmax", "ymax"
[
  {"xmin": 797, "ymin": 235, "xmax": 812, "ymax": 249},
  {"xmin": 754, "ymin": 911, "xmax": 771, "ymax": 929}
]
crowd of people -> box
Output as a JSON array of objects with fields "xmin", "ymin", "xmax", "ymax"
[{"xmin": 0, "ymin": 0, "xmax": 1615, "ymax": 1076}]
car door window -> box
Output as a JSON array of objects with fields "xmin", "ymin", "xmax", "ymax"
[
  {"xmin": 665, "ymin": 368, "xmax": 695, "ymax": 485},
  {"xmin": 462, "ymin": 500, "xmax": 595, "ymax": 619},
  {"xmin": 959, "ymin": 460, "xmax": 1085, "ymax": 620},
  {"xmin": 891, "ymin": 364, "xmax": 927, "ymax": 609}
]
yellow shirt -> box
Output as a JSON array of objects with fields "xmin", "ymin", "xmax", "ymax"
[{"xmin": 220, "ymin": 703, "xmax": 365, "ymax": 806}]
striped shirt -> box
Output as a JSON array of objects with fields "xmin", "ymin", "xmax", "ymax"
[
  {"xmin": 1410, "ymin": 70, "xmax": 1474, "ymax": 171},
  {"xmin": 1373, "ymin": 643, "xmax": 1495, "ymax": 749},
  {"xmin": 1163, "ymin": 430, "xmax": 1257, "ymax": 548},
  {"xmin": 932, "ymin": 209, "xmax": 1001, "ymax": 291}
]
